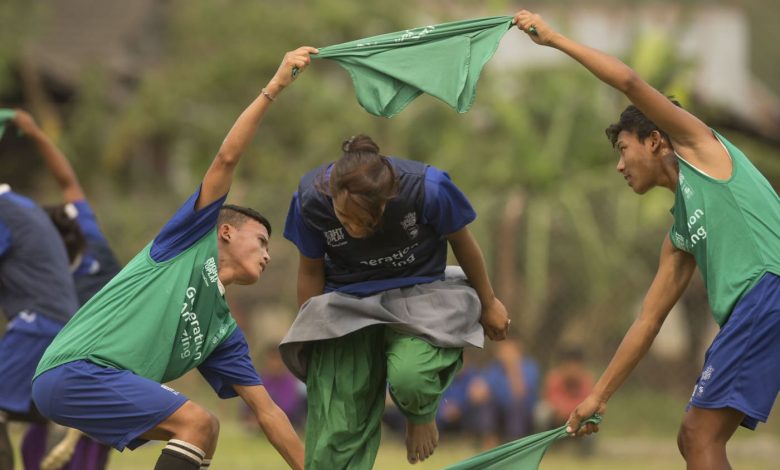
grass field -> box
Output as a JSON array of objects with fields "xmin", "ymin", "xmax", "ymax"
[
  {"xmin": 10, "ymin": 387, "xmax": 780, "ymax": 469},
  {"xmin": 13, "ymin": 421, "xmax": 778, "ymax": 470}
]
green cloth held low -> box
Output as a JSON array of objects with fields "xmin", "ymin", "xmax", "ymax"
[
  {"xmin": 314, "ymin": 16, "xmax": 513, "ymax": 117},
  {"xmin": 444, "ymin": 415, "xmax": 603, "ymax": 470},
  {"xmin": 0, "ymin": 109, "xmax": 16, "ymax": 140}
]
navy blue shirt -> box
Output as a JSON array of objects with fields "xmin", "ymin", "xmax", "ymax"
[
  {"xmin": 150, "ymin": 186, "xmax": 228, "ymax": 263},
  {"xmin": 70, "ymin": 200, "xmax": 122, "ymax": 306},
  {"xmin": 284, "ymin": 158, "xmax": 475, "ymax": 296},
  {"xmin": 0, "ymin": 185, "xmax": 79, "ymax": 323}
]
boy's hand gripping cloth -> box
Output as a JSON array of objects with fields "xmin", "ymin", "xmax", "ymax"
[
  {"xmin": 314, "ymin": 16, "xmax": 513, "ymax": 117},
  {"xmin": 444, "ymin": 415, "xmax": 603, "ymax": 470}
]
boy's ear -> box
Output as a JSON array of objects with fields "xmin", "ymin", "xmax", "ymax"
[
  {"xmin": 648, "ymin": 130, "xmax": 671, "ymax": 154},
  {"xmin": 218, "ymin": 223, "xmax": 232, "ymax": 242},
  {"xmin": 648, "ymin": 130, "xmax": 662, "ymax": 151}
]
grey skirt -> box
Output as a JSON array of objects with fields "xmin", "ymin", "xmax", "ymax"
[{"xmin": 279, "ymin": 266, "xmax": 485, "ymax": 381}]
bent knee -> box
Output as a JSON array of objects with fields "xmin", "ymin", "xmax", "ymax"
[
  {"xmin": 677, "ymin": 415, "xmax": 728, "ymax": 456},
  {"xmin": 678, "ymin": 416, "xmax": 704, "ymax": 452},
  {"xmin": 388, "ymin": 365, "xmax": 429, "ymax": 397},
  {"xmin": 178, "ymin": 402, "xmax": 220, "ymax": 442},
  {"xmin": 676, "ymin": 427, "xmax": 687, "ymax": 457}
]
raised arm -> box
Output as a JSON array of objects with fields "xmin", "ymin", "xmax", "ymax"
[
  {"xmin": 197, "ymin": 46, "xmax": 318, "ymax": 210},
  {"xmin": 234, "ymin": 384, "xmax": 304, "ymax": 470},
  {"xmin": 446, "ymin": 227, "xmax": 509, "ymax": 341},
  {"xmin": 566, "ymin": 235, "xmax": 696, "ymax": 434},
  {"xmin": 513, "ymin": 10, "xmax": 729, "ymax": 175},
  {"xmin": 12, "ymin": 110, "xmax": 84, "ymax": 202}
]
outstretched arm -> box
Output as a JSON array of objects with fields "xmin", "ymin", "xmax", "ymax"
[
  {"xmin": 197, "ymin": 46, "xmax": 318, "ymax": 210},
  {"xmin": 566, "ymin": 235, "xmax": 696, "ymax": 435},
  {"xmin": 447, "ymin": 227, "xmax": 510, "ymax": 341},
  {"xmin": 12, "ymin": 110, "xmax": 85, "ymax": 202},
  {"xmin": 512, "ymin": 10, "xmax": 728, "ymax": 174},
  {"xmin": 234, "ymin": 384, "xmax": 304, "ymax": 470}
]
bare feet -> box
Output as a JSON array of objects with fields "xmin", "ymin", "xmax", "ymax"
[{"xmin": 405, "ymin": 420, "xmax": 439, "ymax": 464}]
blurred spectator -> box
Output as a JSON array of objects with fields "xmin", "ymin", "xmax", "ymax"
[
  {"xmin": 466, "ymin": 338, "xmax": 540, "ymax": 449},
  {"xmin": 538, "ymin": 346, "xmax": 594, "ymax": 455},
  {"xmin": 542, "ymin": 347, "xmax": 593, "ymax": 426},
  {"xmin": 243, "ymin": 345, "xmax": 307, "ymax": 431}
]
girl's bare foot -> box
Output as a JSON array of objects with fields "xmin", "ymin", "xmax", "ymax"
[{"xmin": 405, "ymin": 419, "xmax": 439, "ymax": 464}]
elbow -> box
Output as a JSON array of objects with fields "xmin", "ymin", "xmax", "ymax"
[
  {"xmin": 215, "ymin": 149, "xmax": 241, "ymax": 168},
  {"xmin": 616, "ymin": 69, "xmax": 642, "ymax": 95}
]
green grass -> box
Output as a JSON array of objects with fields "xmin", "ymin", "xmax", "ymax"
[
  {"xmin": 11, "ymin": 419, "xmax": 780, "ymax": 469},
  {"xmin": 10, "ymin": 384, "xmax": 780, "ymax": 469}
]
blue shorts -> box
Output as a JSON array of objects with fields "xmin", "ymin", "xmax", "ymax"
[
  {"xmin": 0, "ymin": 312, "xmax": 64, "ymax": 414},
  {"xmin": 688, "ymin": 272, "xmax": 780, "ymax": 430},
  {"xmin": 31, "ymin": 328, "xmax": 262, "ymax": 450}
]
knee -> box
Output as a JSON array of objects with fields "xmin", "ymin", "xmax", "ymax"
[
  {"xmin": 676, "ymin": 427, "xmax": 687, "ymax": 458},
  {"xmin": 200, "ymin": 411, "xmax": 220, "ymax": 444},
  {"xmin": 387, "ymin": 364, "xmax": 427, "ymax": 399},
  {"xmin": 677, "ymin": 417, "xmax": 719, "ymax": 458},
  {"xmin": 678, "ymin": 418, "xmax": 700, "ymax": 457},
  {"xmin": 183, "ymin": 403, "xmax": 220, "ymax": 444}
]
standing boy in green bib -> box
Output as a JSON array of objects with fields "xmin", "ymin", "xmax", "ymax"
[
  {"xmin": 513, "ymin": 10, "xmax": 780, "ymax": 470},
  {"xmin": 32, "ymin": 47, "xmax": 318, "ymax": 470}
]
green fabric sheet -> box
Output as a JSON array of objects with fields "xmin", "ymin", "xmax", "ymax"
[
  {"xmin": 444, "ymin": 415, "xmax": 602, "ymax": 470},
  {"xmin": 315, "ymin": 16, "xmax": 513, "ymax": 117},
  {"xmin": 0, "ymin": 109, "xmax": 16, "ymax": 140}
]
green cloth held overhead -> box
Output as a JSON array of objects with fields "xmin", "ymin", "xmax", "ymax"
[
  {"xmin": 444, "ymin": 415, "xmax": 602, "ymax": 470},
  {"xmin": 314, "ymin": 16, "xmax": 513, "ymax": 117},
  {"xmin": 0, "ymin": 109, "xmax": 16, "ymax": 140}
]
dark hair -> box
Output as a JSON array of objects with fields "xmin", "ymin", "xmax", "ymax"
[
  {"xmin": 44, "ymin": 203, "xmax": 86, "ymax": 264},
  {"xmin": 317, "ymin": 134, "xmax": 398, "ymax": 231},
  {"xmin": 218, "ymin": 204, "xmax": 272, "ymax": 235},
  {"xmin": 605, "ymin": 98, "xmax": 683, "ymax": 147}
]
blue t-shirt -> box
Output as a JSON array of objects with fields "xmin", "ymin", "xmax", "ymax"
[
  {"xmin": 284, "ymin": 163, "xmax": 475, "ymax": 296},
  {"xmin": 0, "ymin": 220, "xmax": 11, "ymax": 257},
  {"xmin": 150, "ymin": 186, "xmax": 227, "ymax": 263},
  {"xmin": 70, "ymin": 200, "xmax": 123, "ymax": 305},
  {"xmin": 0, "ymin": 187, "xmax": 78, "ymax": 323},
  {"xmin": 0, "ymin": 191, "xmax": 36, "ymax": 257},
  {"xmin": 481, "ymin": 358, "xmax": 540, "ymax": 410}
]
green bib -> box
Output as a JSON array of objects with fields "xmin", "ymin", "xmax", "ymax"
[
  {"xmin": 670, "ymin": 132, "xmax": 780, "ymax": 325},
  {"xmin": 315, "ymin": 16, "xmax": 513, "ymax": 117},
  {"xmin": 35, "ymin": 229, "xmax": 237, "ymax": 382}
]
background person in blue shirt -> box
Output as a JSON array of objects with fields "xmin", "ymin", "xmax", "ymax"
[
  {"xmin": 280, "ymin": 135, "xmax": 510, "ymax": 468},
  {"xmin": 0, "ymin": 179, "xmax": 80, "ymax": 470},
  {"xmin": 466, "ymin": 338, "xmax": 540, "ymax": 449},
  {"xmin": 8, "ymin": 110, "xmax": 121, "ymax": 470}
]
